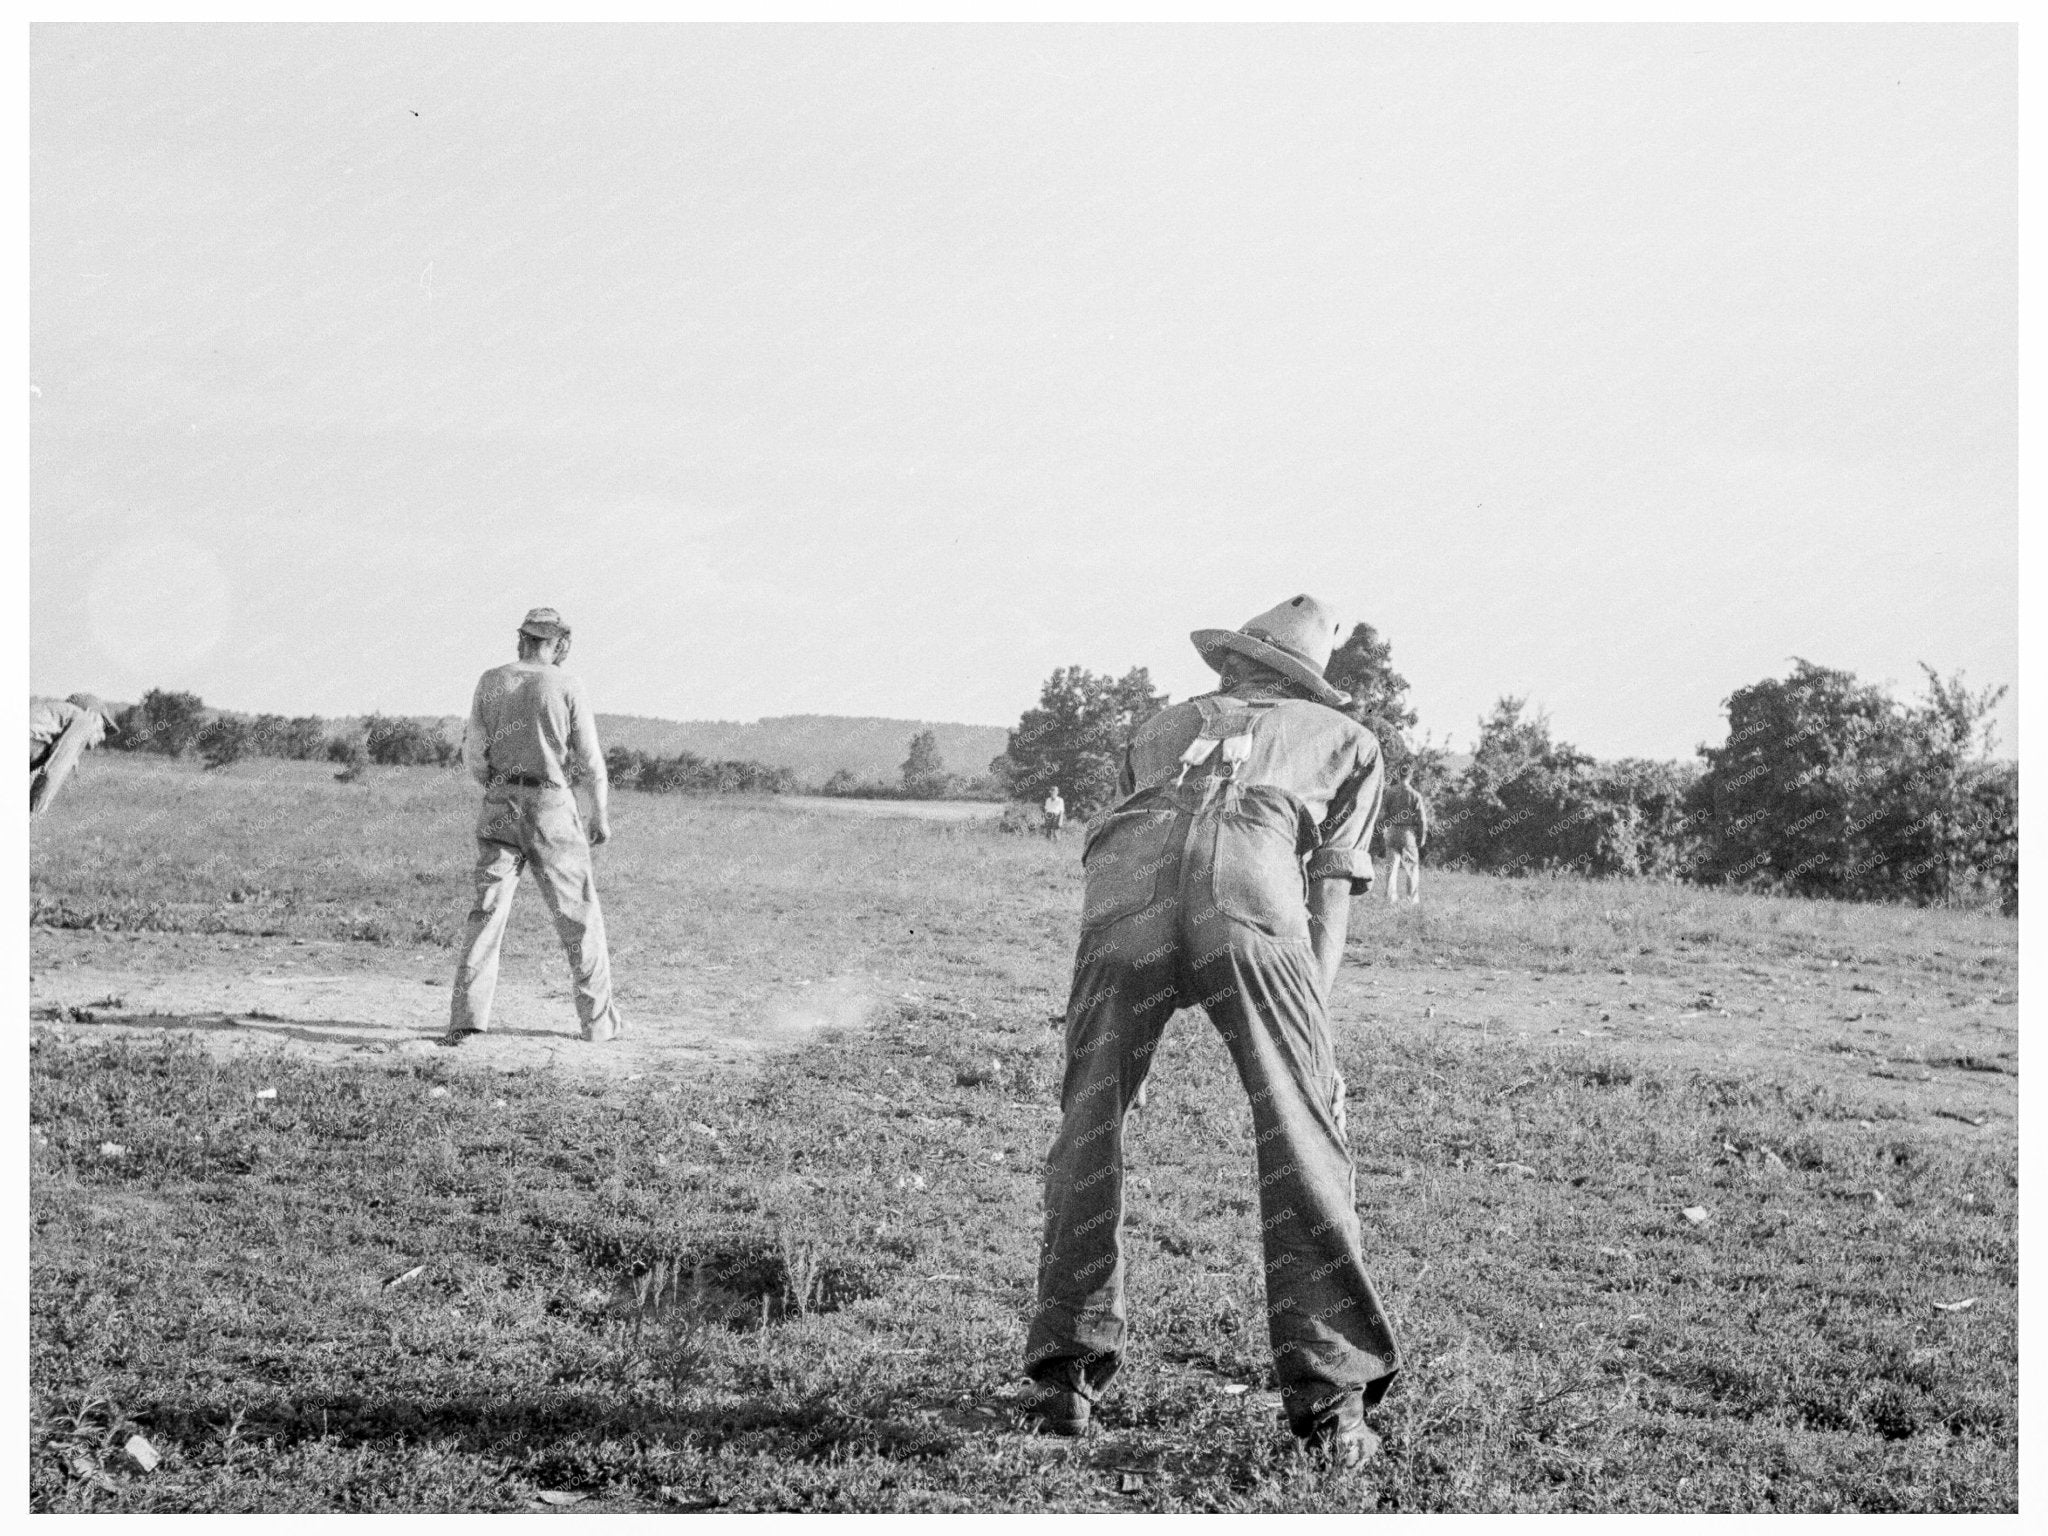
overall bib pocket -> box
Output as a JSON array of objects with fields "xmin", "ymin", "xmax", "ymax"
[{"xmin": 1080, "ymin": 805, "xmax": 1181, "ymax": 929}]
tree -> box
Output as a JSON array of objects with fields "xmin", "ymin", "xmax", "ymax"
[
  {"xmin": 115, "ymin": 689, "xmax": 207, "ymax": 756},
  {"xmin": 1971, "ymin": 762, "xmax": 2018, "ymax": 916},
  {"xmin": 1592, "ymin": 758, "xmax": 1704, "ymax": 880},
  {"xmin": 1326, "ymin": 622, "xmax": 1420, "ymax": 774},
  {"xmin": 1004, "ymin": 665, "xmax": 1168, "ymax": 816},
  {"xmin": 1433, "ymin": 698, "xmax": 1594, "ymax": 873},
  {"xmin": 1689, "ymin": 660, "xmax": 1910, "ymax": 898},
  {"xmin": 1428, "ymin": 699, "xmax": 1699, "ymax": 879},
  {"xmin": 1866, "ymin": 667, "xmax": 2011, "ymax": 905},
  {"xmin": 901, "ymin": 730, "xmax": 951, "ymax": 799}
]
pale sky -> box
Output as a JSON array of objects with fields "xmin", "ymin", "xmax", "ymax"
[{"xmin": 30, "ymin": 24, "xmax": 2016, "ymax": 761}]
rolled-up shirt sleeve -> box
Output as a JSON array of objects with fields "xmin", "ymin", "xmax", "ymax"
[
  {"xmin": 462, "ymin": 680, "xmax": 492, "ymax": 785},
  {"xmin": 1305, "ymin": 731, "xmax": 1385, "ymax": 892}
]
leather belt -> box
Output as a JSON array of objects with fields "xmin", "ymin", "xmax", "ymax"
[{"xmin": 492, "ymin": 773, "xmax": 560, "ymax": 789}]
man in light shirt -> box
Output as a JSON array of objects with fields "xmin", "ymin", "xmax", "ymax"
[
  {"xmin": 30, "ymin": 693, "xmax": 120, "ymax": 813},
  {"xmin": 1041, "ymin": 785, "xmax": 1066, "ymax": 839},
  {"xmin": 448, "ymin": 607, "xmax": 624, "ymax": 1043}
]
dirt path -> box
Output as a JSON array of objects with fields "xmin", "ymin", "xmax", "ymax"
[
  {"xmin": 30, "ymin": 924, "xmax": 2016, "ymax": 1130},
  {"xmin": 29, "ymin": 928, "xmax": 885, "ymax": 1083}
]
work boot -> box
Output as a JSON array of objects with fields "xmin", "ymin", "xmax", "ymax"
[
  {"xmin": 582, "ymin": 1011, "xmax": 625, "ymax": 1043},
  {"xmin": 1023, "ymin": 1360, "xmax": 1093, "ymax": 1437},
  {"xmin": 1293, "ymin": 1390, "xmax": 1381, "ymax": 1470}
]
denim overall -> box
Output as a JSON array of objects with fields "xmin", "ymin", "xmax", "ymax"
[{"xmin": 1025, "ymin": 695, "xmax": 1401, "ymax": 1427}]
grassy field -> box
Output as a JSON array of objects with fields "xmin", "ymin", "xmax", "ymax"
[{"xmin": 28, "ymin": 754, "xmax": 2019, "ymax": 1512}]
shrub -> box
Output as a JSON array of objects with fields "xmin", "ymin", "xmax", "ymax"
[
  {"xmin": 623, "ymin": 747, "xmax": 794, "ymax": 796},
  {"xmin": 197, "ymin": 715, "xmax": 253, "ymax": 771},
  {"xmin": 248, "ymin": 713, "xmax": 328, "ymax": 760},
  {"xmin": 363, "ymin": 714, "xmax": 460, "ymax": 767},
  {"xmin": 329, "ymin": 735, "xmax": 369, "ymax": 783},
  {"xmin": 997, "ymin": 802, "xmax": 1043, "ymax": 836},
  {"xmin": 112, "ymin": 689, "xmax": 207, "ymax": 757}
]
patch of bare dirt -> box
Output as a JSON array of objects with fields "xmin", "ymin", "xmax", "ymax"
[{"xmin": 29, "ymin": 929, "xmax": 886, "ymax": 1082}]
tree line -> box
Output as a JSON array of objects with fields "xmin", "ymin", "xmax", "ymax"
[
  {"xmin": 106, "ymin": 690, "xmax": 464, "ymax": 772},
  {"xmin": 601, "ymin": 746, "xmax": 798, "ymax": 796},
  {"xmin": 810, "ymin": 729, "xmax": 1005, "ymax": 802},
  {"xmin": 96, "ymin": 689, "xmax": 973, "ymax": 801},
  {"xmin": 994, "ymin": 633, "xmax": 2016, "ymax": 913}
]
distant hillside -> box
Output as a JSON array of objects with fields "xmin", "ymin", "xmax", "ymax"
[{"xmin": 598, "ymin": 714, "xmax": 1012, "ymax": 788}]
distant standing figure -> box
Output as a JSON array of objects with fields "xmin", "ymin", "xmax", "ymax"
[
  {"xmin": 1382, "ymin": 767, "xmax": 1430, "ymax": 904},
  {"xmin": 30, "ymin": 694, "xmax": 120, "ymax": 813},
  {"xmin": 1041, "ymin": 785, "xmax": 1066, "ymax": 839},
  {"xmin": 448, "ymin": 608, "xmax": 625, "ymax": 1043}
]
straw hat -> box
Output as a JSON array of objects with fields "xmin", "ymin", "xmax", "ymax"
[{"xmin": 1192, "ymin": 594, "xmax": 1350, "ymax": 708}]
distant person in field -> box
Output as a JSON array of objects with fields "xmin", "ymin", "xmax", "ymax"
[
  {"xmin": 29, "ymin": 693, "xmax": 120, "ymax": 813},
  {"xmin": 1381, "ymin": 764, "xmax": 1430, "ymax": 904},
  {"xmin": 1023, "ymin": 594, "xmax": 1398, "ymax": 1470},
  {"xmin": 1041, "ymin": 785, "xmax": 1066, "ymax": 839},
  {"xmin": 447, "ymin": 607, "xmax": 624, "ymax": 1043}
]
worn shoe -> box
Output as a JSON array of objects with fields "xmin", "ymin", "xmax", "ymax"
[
  {"xmin": 581, "ymin": 1012, "xmax": 626, "ymax": 1043},
  {"xmin": 1296, "ymin": 1391, "xmax": 1381, "ymax": 1469},
  {"xmin": 1023, "ymin": 1361, "xmax": 1093, "ymax": 1437}
]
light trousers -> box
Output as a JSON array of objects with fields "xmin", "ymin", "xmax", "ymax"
[{"xmin": 449, "ymin": 786, "xmax": 620, "ymax": 1039}]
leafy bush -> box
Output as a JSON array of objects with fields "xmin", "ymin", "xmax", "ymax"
[
  {"xmin": 329, "ymin": 734, "xmax": 368, "ymax": 783},
  {"xmin": 1429, "ymin": 700, "xmax": 1695, "ymax": 880},
  {"xmin": 247, "ymin": 713, "xmax": 328, "ymax": 760},
  {"xmin": 362, "ymin": 714, "xmax": 460, "ymax": 768},
  {"xmin": 197, "ymin": 715, "xmax": 253, "ymax": 771},
  {"xmin": 111, "ymin": 689, "xmax": 207, "ymax": 757},
  {"xmin": 996, "ymin": 802, "xmax": 1044, "ymax": 835}
]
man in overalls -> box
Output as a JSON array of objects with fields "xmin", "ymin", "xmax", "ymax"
[
  {"xmin": 1024, "ymin": 595, "xmax": 1399, "ymax": 1468},
  {"xmin": 448, "ymin": 607, "xmax": 625, "ymax": 1043}
]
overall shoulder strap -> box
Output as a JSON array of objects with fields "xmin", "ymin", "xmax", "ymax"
[{"xmin": 1177, "ymin": 694, "xmax": 1261, "ymax": 785}]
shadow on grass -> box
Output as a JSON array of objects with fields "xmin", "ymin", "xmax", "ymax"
[
  {"xmin": 125, "ymin": 1384, "xmax": 972, "ymax": 1467},
  {"xmin": 61, "ymin": 1012, "xmax": 574, "ymax": 1049}
]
